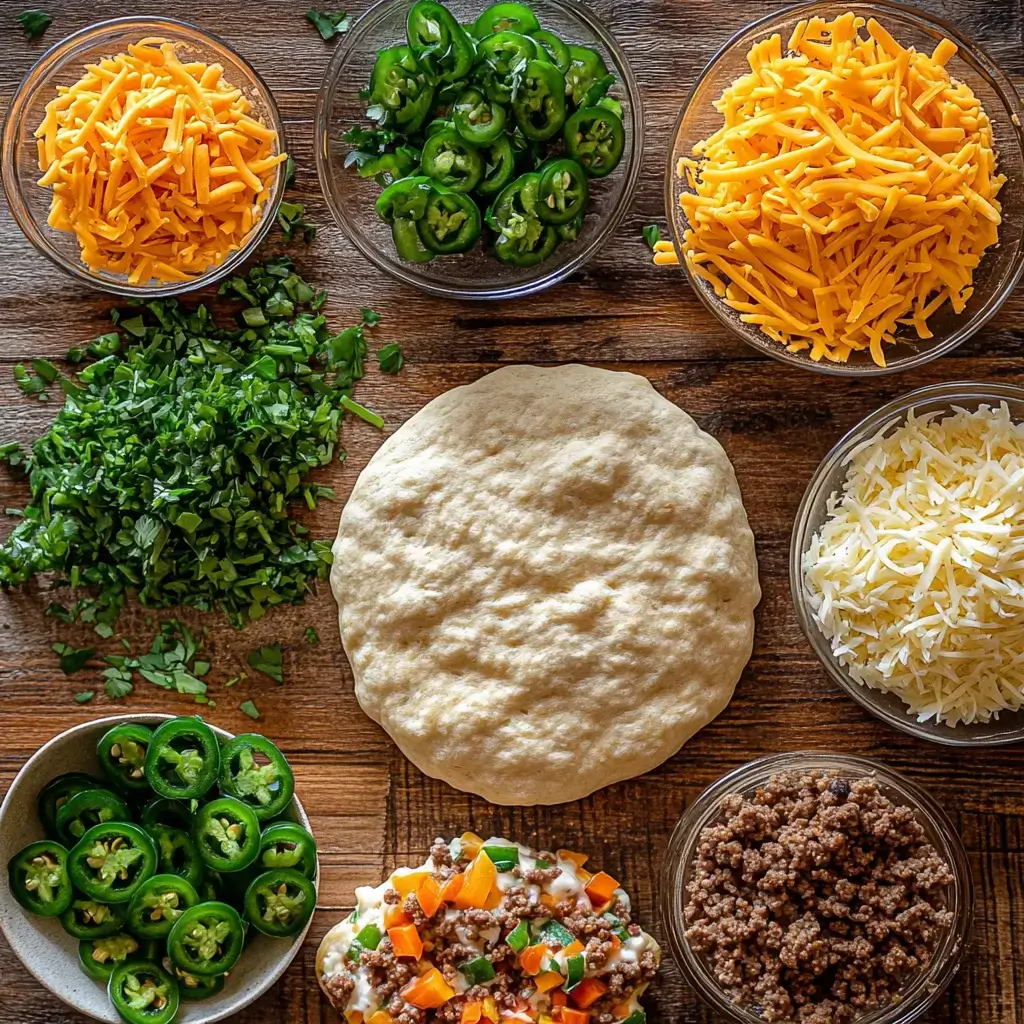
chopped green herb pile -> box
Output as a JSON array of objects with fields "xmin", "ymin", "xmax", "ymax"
[
  {"xmin": 306, "ymin": 9, "xmax": 351, "ymax": 40},
  {"xmin": 0, "ymin": 257, "xmax": 380, "ymax": 629},
  {"xmin": 642, "ymin": 224, "xmax": 661, "ymax": 250},
  {"xmin": 16, "ymin": 8, "xmax": 51, "ymax": 39}
]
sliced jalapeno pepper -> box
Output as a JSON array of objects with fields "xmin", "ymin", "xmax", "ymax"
[
  {"xmin": 68, "ymin": 822, "xmax": 157, "ymax": 904},
  {"xmin": 256, "ymin": 822, "xmax": 318, "ymax": 878},
  {"xmin": 108, "ymin": 959, "xmax": 180, "ymax": 1024},
  {"xmin": 566, "ymin": 44, "xmax": 609, "ymax": 107},
  {"xmin": 453, "ymin": 87, "xmax": 507, "ymax": 145},
  {"xmin": 406, "ymin": 1, "xmax": 475, "ymax": 82},
  {"xmin": 147, "ymin": 824, "xmax": 206, "ymax": 889},
  {"xmin": 488, "ymin": 170, "xmax": 541, "ymax": 234},
  {"xmin": 167, "ymin": 962, "xmax": 225, "ymax": 1001},
  {"xmin": 194, "ymin": 797, "xmax": 261, "ymax": 873},
  {"xmin": 537, "ymin": 158, "xmax": 588, "ymax": 224},
  {"xmin": 218, "ymin": 733, "xmax": 295, "ymax": 823},
  {"xmin": 393, "ymin": 218, "xmax": 436, "ymax": 263},
  {"xmin": 494, "ymin": 224, "xmax": 558, "ymax": 266},
  {"xmin": 476, "ymin": 134, "xmax": 517, "ymax": 196},
  {"xmin": 421, "ymin": 127, "xmax": 484, "ymax": 193},
  {"xmin": 477, "ymin": 31, "xmax": 536, "ymax": 106},
  {"xmin": 510, "ymin": 127, "xmax": 544, "ymax": 172},
  {"xmin": 357, "ymin": 145, "xmax": 422, "ymax": 186},
  {"xmin": 417, "ymin": 189, "xmax": 482, "ymax": 254},
  {"xmin": 597, "ymin": 94, "xmax": 623, "ymax": 119},
  {"xmin": 140, "ymin": 797, "xmax": 192, "ymax": 833},
  {"xmin": 61, "ymin": 897, "xmax": 127, "ymax": 939},
  {"xmin": 98, "ymin": 723, "xmax": 154, "ymax": 793},
  {"xmin": 556, "ymin": 212, "xmax": 584, "ymax": 242},
  {"xmin": 531, "ymin": 29, "xmax": 571, "ymax": 72},
  {"xmin": 425, "ymin": 117, "xmax": 453, "ymax": 138},
  {"xmin": 369, "ymin": 45, "xmax": 435, "ymax": 133},
  {"xmin": 8, "ymin": 840, "xmax": 73, "ymax": 917},
  {"xmin": 564, "ymin": 105, "xmax": 624, "ymax": 177},
  {"xmin": 376, "ymin": 175, "xmax": 435, "ymax": 223},
  {"xmin": 244, "ymin": 868, "xmax": 316, "ymax": 937},
  {"xmin": 56, "ymin": 787, "xmax": 132, "ymax": 846},
  {"xmin": 167, "ymin": 901, "xmax": 245, "ymax": 977},
  {"xmin": 512, "ymin": 59, "xmax": 566, "ymax": 141},
  {"xmin": 37, "ymin": 772, "xmax": 103, "ymax": 839},
  {"xmin": 127, "ymin": 874, "xmax": 200, "ymax": 940},
  {"xmin": 472, "ymin": 2, "xmax": 540, "ymax": 38},
  {"xmin": 79, "ymin": 932, "xmax": 141, "ymax": 982},
  {"xmin": 143, "ymin": 717, "xmax": 220, "ymax": 801}
]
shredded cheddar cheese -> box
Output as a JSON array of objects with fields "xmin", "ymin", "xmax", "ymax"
[
  {"xmin": 668, "ymin": 13, "xmax": 1004, "ymax": 366},
  {"xmin": 804, "ymin": 403, "xmax": 1024, "ymax": 726},
  {"xmin": 35, "ymin": 38, "xmax": 287, "ymax": 286}
]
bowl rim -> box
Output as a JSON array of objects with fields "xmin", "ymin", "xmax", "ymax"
[
  {"xmin": 662, "ymin": 0, "xmax": 1024, "ymax": 377},
  {"xmin": 0, "ymin": 712, "xmax": 317, "ymax": 1024},
  {"xmin": 790, "ymin": 380, "xmax": 1024, "ymax": 745},
  {"xmin": 314, "ymin": 0, "xmax": 645, "ymax": 301},
  {"xmin": 0, "ymin": 16, "xmax": 288, "ymax": 299},
  {"xmin": 661, "ymin": 750, "xmax": 975, "ymax": 1024}
]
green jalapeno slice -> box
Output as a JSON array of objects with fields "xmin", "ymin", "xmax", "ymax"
[
  {"xmin": 68, "ymin": 822, "xmax": 157, "ymax": 904},
  {"xmin": 421, "ymin": 128, "xmax": 485, "ymax": 193},
  {"xmin": 108, "ymin": 959, "xmax": 180, "ymax": 1024},
  {"xmin": 417, "ymin": 189, "xmax": 482, "ymax": 254},
  {"xmin": 393, "ymin": 218, "xmax": 436, "ymax": 263},
  {"xmin": 565, "ymin": 44, "xmax": 609, "ymax": 107},
  {"xmin": 424, "ymin": 117, "xmax": 453, "ymax": 138},
  {"xmin": 61, "ymin": 897, "xmax": 127, "ymax": 939},
  {"xmin": 194, "ymin": 797, "xmax": 261, "ymax": 873},
  {"xmin": 537, "ymin": 158, "xmax": 588, "ymax": 224},
  {"xmin": 530, "ymin": 29, "xmax": 571, "ymax": 72},
  {"xmin": 56, "ymin": 787, "xmax": 132, "ymax": 846},
  {"xmin": 79, "ymin": 932, "xmax": 142, "ymax": 982},
  {"xmin": 453, "ymin": 87, "xmax": 507, "ymax": 145},
  {"xmin": 564, "ymin": 105, "xmax": 625, "ymax": 177},
  {"xmin": 244, "ymin": 868, "xmax": 317, "ymax": 937},
  {"xmin": 369, "ymin": 45, "xmax": 435, "ymax": 133},
  {"xmin": 406, "ymin": 0, "xmax": 475, "ymax": 82},
  {"xmin": 147, "ymin": 824, "xmax": 206, "ymax": 889},
  {"xmin": 376, "ymin": 175, "xmax": 435, "ymax": 223},
  {"xmin": 168, "ymin": 963, "xmax": 225, "ymax": 1001},
  {"xmin": 143, "ymin": 717, "xmax": 220, "ymax": 801},
  {"xmin": 472, "ymin": 2, "xmax": 540, "ymax": 38},
  {"xmin": 510, "ymin": 127, "xmax": 544, "ymax": 172},
  {"xmin": 556, "ymin": 212, "xmax": 584, "ymax": 242},
  {"xmin": 476, "ymin": 134, "xmax": 517, "ymax": 196},
  {"xmin": 98, "ymin": 724, "xmax": 154, "ymax": 793},
  {"xmin": 256, "ymin": 822, "xmax": 318, "ymax": 879},
  {"xmin": 127, "ymin": 874, "xmax": 200, "ymax": 940},
  {"xmin": 477, "ymin": 31, "xmax": 536, "ymax": 106},
  {"xmin": 139, "ymin": 797, "xmax": 192, "ymax": 832},
  {"xmin": 494, "ymin": 224, "xmax": 558, "ymax": 266},
  {"xmin": 37, "ymin": 772, "xmax": 103, "ymax": 839},
  {"xmin": 218, "ymin": 733, "xmax": 295, "ymax": 822},
  {"xmin": 487, "ymin": 171, "xmax": 542, "ymax": 235},
  {"xmin": 356, "ymin": 145, "xmax": 422, "ymax": 185},
  {"xmin": 512, "ymin": 59, "xmax": 567, "ymax": 141},
  {"xmin": 8, "ymin": 840, "xmax": 74, "ymax": 917},
  {"xmin": 167, "ymin": 901, "xmax": 245, "ymax": 977}
]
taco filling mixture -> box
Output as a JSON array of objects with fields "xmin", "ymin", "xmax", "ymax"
[{"xmin": 317, "ymin": 834, "xmax": 659, "ymax": 1024}]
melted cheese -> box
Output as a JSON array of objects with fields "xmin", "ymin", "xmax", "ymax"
[
  {"xmin": 34, "ymin": 38, "xmax": 286, "ymax": 285},
  {"xmin": 803, "ymin": 403, "xmax": 1024, "ymax": 725},
  {"xmin": 668, "ymin": 13, "xmax": 1003, "ymax": 366}
]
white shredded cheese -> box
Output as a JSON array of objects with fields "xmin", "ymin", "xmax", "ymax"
[{"xmin": 803, "ymin": 402, "xmax": 1024, "ymax": 726}]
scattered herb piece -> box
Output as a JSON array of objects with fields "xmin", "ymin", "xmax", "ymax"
[
  {"xmin": 13, "ymin": 363, "xmax": 49, "ymax": 398},
  {"xmin": 225, "ymin": 672, "xmax": 246, "ymax": 688},
  {"xmin": 340, "ymin": 394, "xmax": 384, "ymax": 429},
  {"xmin": 306, "ymin": 8, "xmax": 351, "ymax": 40},
  {"xmin": 277, "ymin": 201, "xmax": 317, "ymax": 242},
  {"xmin": 304, "ymin": 626, "xmax": 320, "ymax": 645},
  {"xmin": 376, "ymin": 343, "xmax": 404, "ymax": 375},
  {"xmin": 642, "ymin": 225, "xmax": 661, "ymax": 250},
  {"xmin": 247, "ymin": 644, "xmax": 284, "ymax": 684},
  {"xmin": 361, "ymin": 308, "xmax": 382, "ymax": 327},
  {"xmin": 16, "ymin": 9, "xmax": 51, "ymax": 39},
  {"xmin": 74, "ymin": 691, "xmax": 94, "ymax": 704},
  {"xmin": 94, "ymin": 622, "xmax": 114, "ymax": 639},
  {"xmin": 285, "ymin": 155, "xmax": 296, "ymax": 187},
  {"xmin": 239, "ymin": 699, "xmax": 261, "ymax": 720},
  {"xmin": 102, "ymin": 668, "xmax": 134, "ymax": 700},
  {"xmin": 51, "ymin": 643, "xmax": 95, "ymax": 675},
  {"xmin": 343, "ymin": 125, "xmax": 400, "ymax": 170}
]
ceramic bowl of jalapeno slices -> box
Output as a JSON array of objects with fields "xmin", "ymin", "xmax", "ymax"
[
  {"xmin": 316, "ymin": 0, "xmax": 643, "ymax": 299},
  {"xmin": 0, "ymin": 713, "xmax": 318, "ymax": 1024}
]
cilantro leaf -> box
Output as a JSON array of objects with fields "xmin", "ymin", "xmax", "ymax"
[
  {"xmin": 74, "ymin": 691, "xmax": 94, "ymax": 704},
  {"xmin": 277, "ymin": 201, "xmax": 317, "ymax": 242},
  {"xmin": 17, "ymin": 9, "xmax": 51, "ymax": 39},
  {"xmin": 361, "ymin": 308, "xmax": 382, "ymax": 327},
  {"xmin": 304, "ymin": 626, "xmax": 320, "ymax": 645},
  {"xmin": 343, "ymin": 125, "xmax": 400, "ymax": 170},
  {"xmin": 642, "ymin": 224, "xmax": 662, "ymax": 250},
  {"xmin": 247, "ymin": 644, "xmax": 284, "ymax": 684},
  {"xmin": 376, "ymin": 343, "xmax": 404, "ymax": 375},
  {"xmin": 51, "ymin": 643, "xmax": 95, "ymax": 675},
  {"xmin": 102, "ymin": 668, "xmax": 134, "ymax": 700},
  {"xmin": 306, "ymin": 9, "xmax": 351, "ymax": 40},
  {"xmin": 239, "ymin": 699, "xmax": 262, "ymax": 720}
]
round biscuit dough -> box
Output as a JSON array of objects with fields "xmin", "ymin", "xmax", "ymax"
[{"xmin": 332, "ymin": 364, "xmax": 760, "ymax": 805}]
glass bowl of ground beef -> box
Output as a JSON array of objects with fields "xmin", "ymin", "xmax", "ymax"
[{"xmin": 662, "ymin": 752, "xmax": 973, "ymax": 1024}]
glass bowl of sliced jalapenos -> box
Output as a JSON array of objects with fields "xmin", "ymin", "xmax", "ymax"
[
  {"xmin": 0, "ymin": 713, "xmax": 318, "ymax": 1024},
  {"xmin": 316, "ymin": 0, "xmax": 643, "ymax": 299}
]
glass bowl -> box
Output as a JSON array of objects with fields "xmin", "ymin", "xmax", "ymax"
[
  {"xmin": 663, "ymin": 751, "xmax": 974, "ymax": 1024},
  {"xmin": 315, "ymin": 0, "xmax": 643, "ymax": 300},
  {"xmin": 1, "ymin": 17, "xmax": 287, "ymax": 298},
  {"xmin": 665, "ymin": 0, "xmax": 1024, "ymax": 376},
  {"xmin": 791, "ymin": 381, "xmax": 1024, "ymax": 745}
]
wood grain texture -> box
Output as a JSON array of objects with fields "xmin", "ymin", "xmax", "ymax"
[{"xmin": 1, "ymin": 0, "xmax": 1023, "ymax": 1021}]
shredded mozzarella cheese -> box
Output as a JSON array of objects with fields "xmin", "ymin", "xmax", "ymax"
[{"xmin": 803, "ymin": 402, "xmax": 1024, "ymax": 725}]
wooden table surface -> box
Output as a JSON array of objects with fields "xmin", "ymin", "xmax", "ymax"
[{"xmin": 2, "ymin": 1, "xmax": 1023, "ymax": 1021}]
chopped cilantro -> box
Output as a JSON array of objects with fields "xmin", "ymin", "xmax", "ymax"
[
  {"xmin": 642, "ymin": 224, "xmax": 661, "ymax": 250},
  {"xmin": 51, "ymin": 643, "xmax": 95, "ymax": 675},
  {"xmin": 340, "ymin": 395, "xmax": 384, "ymax": 429},
  {"xmin": 74, "ymin": 691, "xmax": 94, "ymax": 704},
  {"xmin": 239, "ymin": 699, "xmax": 261, "ymax": 720},
  {"xmin": 361, "ymin": 308, "xmax": 382, "ymax": 327},
  {"xmin": 247, "ymin": 644, "xmax": 284, "ymax": 684},
  {"xmin": 304, "ymin": 626, "xmax": 320, "ymax": 645},
  {"xmin": 102, "ymin": 668, "xmax": 134, "ymax": 700},
  {"xmin": 306, "ymin": 9, "xmax": 351, "ymax": 40},
  {"xmin": 277, "ymin": 201, "xmax": 317, "ymax": 242},
  {"xmin": 343, "ymin": 125, "xmax": 400, "ymax": 170},
  {"xmin": 376, "ymin": 343, "xmax": 404, "ymax": 375},
  {"xmin": 17, "ymin": 9, "xmax": 51, "ymax": 39}
]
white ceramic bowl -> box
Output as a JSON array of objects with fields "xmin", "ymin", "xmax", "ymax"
[{"xmin": 0, "ymin": 713, "xmax": 317, "ymax": 1023}]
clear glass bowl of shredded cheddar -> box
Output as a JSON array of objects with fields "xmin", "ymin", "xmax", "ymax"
[
  {"xmin": 792, "ymin": 381, "xmax": 1024, "ymax": 746},
  {"xmin": 664, "ymin": 2, "xmax": 1024, "ymax": 375},
  {"xmin": 2, "ymin": 17, "xmax": 288, "ymax": 296}
]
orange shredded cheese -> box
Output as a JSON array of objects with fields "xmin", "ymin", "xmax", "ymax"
[
  {"xmin": 34, "ymin": 38, "xmax": 287, "ymax": 286},
  {"xmin": 669, "ymin": 13, "xmax": 1004, "ymax": 366}
]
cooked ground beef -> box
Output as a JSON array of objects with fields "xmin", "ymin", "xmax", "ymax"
[{"xmin": 683, "ymin": 771, "xmax": 954, "ymax": 1024}]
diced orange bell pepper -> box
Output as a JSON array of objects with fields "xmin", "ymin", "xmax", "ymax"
[
  {"xmin": 539, "ymin": 893, "xmax": 561, "ymax": 911},
  {"xmin": 482, "ymin": 884, "xmax": 502, "ymax": 911},
  {"xmin": 461, "ymin": 831, "xmax": 485, "ymax": 859},
  {"xmin": 557, "ymin": 849, "xmax": 588, "ymax": 870},
  {"xmin": 439, "ymin": 870, "xmax": 466, "ymax": 903},
  {"xmin": 388, "ymin": 923, "xmax": 424, "ymax": 960},
  {"xmin": 394, "ymin": 871, "xmax": 431, "ymax": 899},
  {"xmin": 584, "ymin": 872, "xmax": 620, "ymax": 905},
  {"xmin": 535, "ymin": 970, "xmax": 563, "ymax": 993},
  {"xmin": 551, "ymin": 991, "xmax": 567, "ymax": 1008},
  {"xmin": 418, "ymin": 874, "xmax": 443, "ymax": 918},
  {"xmin": 519, "ymin": 943, "xmax": 550, "ymax": 976},
  {"xmin": 384, "ymin": 903, "xmax": 412, "ymax": 930},
  {"xmin": 560, "ymin": 1011, "xmax": 591, "ymax": 1024},
  {"xmin": 367, "ymin": 1012, "xmax": 393, "ymax": 1024},
  {"xmin": 345, "ymin": 1013, "xmax": 364, "ymax": 1024},
  {"xmin": 562, "ymin": 940, "xmax": 585, "ymax": 957},
  {"xmin": 569, "ymin": 979, "xmax": 608, "ymax": 1009},
  {"xmin": 402, "ymin": 967, "xmax": 455, "ymax": 1009},
  {"xmin": 461, "ymin": 1000, "xmax": 483, "ymax": 1024},
  {"xmin": 611, "ymin": 1003, "xmax": 633, "ymax": 1020},
  {"xmin": 455, "ymin": 853, "xmax": 498, "ymax": 910},
  {"xmin": 481, "ymin": 996, "xmax": 499, "ymax": 1023},
  {"xmin": 609, "ymin": 934, "xmax": 622, "ymax": 951}
]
